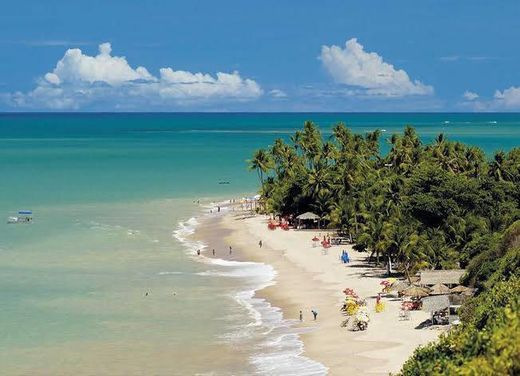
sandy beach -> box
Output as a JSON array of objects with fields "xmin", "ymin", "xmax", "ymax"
[{"xmin": 194, "ymin": 210, "xmax": 443, "ymax": 375}]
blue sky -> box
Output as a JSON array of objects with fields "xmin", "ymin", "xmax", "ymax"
[{"xmin": 1, "ymin": 0, "xmax": 519, "ymax": 111}]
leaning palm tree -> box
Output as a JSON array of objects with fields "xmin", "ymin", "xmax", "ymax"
[{"xmin": 248, "ymin": 149, "xmax": 273, "ymax": 190}]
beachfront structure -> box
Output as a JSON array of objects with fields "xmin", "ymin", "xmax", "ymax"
[
  {"xmin": 422, "ymin": 295, "xmax": 451, "ymax": 325},
  {"xmin": 296, "ymin": 212, "xmax": 321, "ymax": 229},
  {"xmin": 419, "ymin": 270, "xmax": 465, "ymax": 287}
]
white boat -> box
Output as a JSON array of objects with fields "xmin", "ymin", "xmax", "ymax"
[{"xmin": 7, "ymin": 210, "xmax": 33, "ymax": 224}]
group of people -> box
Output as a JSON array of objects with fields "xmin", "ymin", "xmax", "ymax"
[
  {"xmin": 299, "ymin": 309, "xmax": 319, "ymax": 321},
  {"xmin": 196, "ymin": 246, "xmax": 233, "ymax": 257}
]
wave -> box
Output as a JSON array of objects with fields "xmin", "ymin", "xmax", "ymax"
[
  {"xmin": 172, "ymin": 216, "xmax": 207, "ymax": 256},
  {"xmin": 173, "ymin": 213, "xmax": 326, "ymax": 375}
]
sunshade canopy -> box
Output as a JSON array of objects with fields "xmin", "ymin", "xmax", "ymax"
[
  {"xmin": 296, "ymin": 212, "xmax": 320, "ymax": 220},
  {"xmin": 450, "ymin": 285, "xmax": 473, "ymax": 294},
  {"xmin": 430, "ymin": 283, "xmax": 451, "ymax": 295},
  {"xmin": 402, "ymin": 285, "xmax": 430, "ymax": 298}
]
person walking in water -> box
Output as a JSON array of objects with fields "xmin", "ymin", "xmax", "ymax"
[
  {"xmin": 311, "ymin": 309, "xmax": 318, "ymax": 320},
  {"xmin": 212, "ymin": 249, "xmax": 215, "ymax": 256},
  {"xmin": 197, "ymin": 249, "xmax": 200, "ymax": 256},
  {"xmin": 259, "ymin": 240, "xmax": 263, "ymax": 248},
  {"xmin": 299, "ymin": 310, "xmax": 303, "ymax": 321}
]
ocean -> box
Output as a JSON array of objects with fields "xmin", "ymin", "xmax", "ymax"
[{"xmin": 0, "ymin": 113, "xmax": 519, "ymax": 375}]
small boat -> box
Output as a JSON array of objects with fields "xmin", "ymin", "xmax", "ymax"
[
  {"xmin": 7, "ymin": 210, "xmax": 33, "ymax": 224},
  {"xmin": 218, "ymin": 181, "xmax": 230, "ymax": 185}
]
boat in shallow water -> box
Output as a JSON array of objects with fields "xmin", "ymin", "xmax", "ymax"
[{"xmin": 7, "ymin": 210, "xmax": 33, "ymax": 224}]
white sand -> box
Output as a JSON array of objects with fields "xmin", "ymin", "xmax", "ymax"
[{"xmin": 221, "ymin": 213, "xmax": 443, "ymax": 375}]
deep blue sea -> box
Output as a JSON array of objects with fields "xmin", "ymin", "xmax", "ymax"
[{"xmin": 0, "ymin": 113, "xmax": 518, "ymax": 375}]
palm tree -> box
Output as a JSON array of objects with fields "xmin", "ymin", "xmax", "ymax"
[
  {"xmin": 248, "ymin": 149, "xmax": 273, "ymax": 190},
  {"xmin": 489, "ymin": 151, "xmax": 510, "ymax": 181}
]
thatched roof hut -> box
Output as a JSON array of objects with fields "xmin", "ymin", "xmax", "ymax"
[
  {"xmin": 419, "ymin": 270, "xmax": 465, "ymax": 287},
  {"xmin": 296, "ymin": 212, "xmax": 320, "ymax": 220},
  {"xmin": 422, "ymin": 295, "xmax": 450, "ymax": 313}
]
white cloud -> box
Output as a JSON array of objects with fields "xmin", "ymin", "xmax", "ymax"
[
  {"xmin": 463, "ymin": 91, "xmax": 479, "ymax": 101},
  {"xmin": 7, "ymin": 42, "xmax": 263, "ymax": 109},
  {"xmin": 320, "ymin": 38, "xmax": 433, "ymax": 97},
  {"xmin": 494, "ymin": 87, "xmax": 520, "ymax": 108},
  {"xmin": 268, "ymin": 89, "xmax": 288, "ymax": 98},
  {"xmin": 457, "ymin": 86, "xmax": 520, "ymax": 111},
  {"xmin": 42, "ymin": 42, "xmax": 155, "ymax": 86}
]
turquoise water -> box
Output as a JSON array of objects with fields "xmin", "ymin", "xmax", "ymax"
[{"xmin": 0, "ymin": 113, "xmax": 519, "ymax": 375}]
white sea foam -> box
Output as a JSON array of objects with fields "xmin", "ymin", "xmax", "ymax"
[
  {"xmin": 173, "ymin": 214, "xmax": 327, "ymax": 375},
  {"xmin": 172, "ymin": 217, "xmax": 206, "ymax": 256}
]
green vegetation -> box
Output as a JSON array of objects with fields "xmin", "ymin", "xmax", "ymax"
[
  {"xmin": 249, "ymin": 121, "xmax": 520, "ymax": 374},
  {"xmin": 400, "ymin": 223, "xmax": 520, "ymax": 375}
]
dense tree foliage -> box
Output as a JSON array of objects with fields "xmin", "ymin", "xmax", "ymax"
[
  {"xmin": 400, "ymin": 222, "xmax": 520, "ymax": 375},
  {"xmin": 250, "ymin": 121, "xmax": 520, "ymax": 279},
  {"xmin": 249, "ymin": 121, "xmax": 520, "ymax": 374}
]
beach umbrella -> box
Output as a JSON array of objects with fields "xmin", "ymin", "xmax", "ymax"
[
  {"xmin": 450, "ymin": 285, "xmax": 473, "ymax": 294},
  {"xmin": 390, "ymin": 281, "xmax": 410, "ymax": 293},
  {"xmin": 429, "ymin": 283, "xmax": 450, "ymax": 295},
  {"xmin": 312, "ymin": 236, "xmax": 320, "ymax": 241},
  {"xmin": 402, "ymin": 285, "xmax": 430, "ymax": 298}
]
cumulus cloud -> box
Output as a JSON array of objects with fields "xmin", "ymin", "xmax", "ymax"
[
  {"xmin": 320, "ymin": 38, "xmax": 433, "ymax": 97},
  {"xmin": 6, "ymin": 42, "xmax": 263, "ymax": 109},
  {"xmin": 493, "ymin": 87, "xmax": 520, "ymax": 109},
  {"xmin": 457, "ymin": 86, "xmax": 520, "ymax": 111},
  {"xmin": 463, "ymin": 91, "xmax": 479, "ymax": 101}
]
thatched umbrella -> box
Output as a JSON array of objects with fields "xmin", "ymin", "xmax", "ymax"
[
  {"xmin": 390, "ymin": 281, "xmax": 410, "ymax": 293},
  {"xmin": 402, "ymin": 285, "xmax": 430, "ymax": 298},
  {"xmin": 450, "ymin": 285, "xmax": 473, "ymax": 294},
  {"xmin": 429, "ymin": 283, "xmax": 450, "ymax": 295}
]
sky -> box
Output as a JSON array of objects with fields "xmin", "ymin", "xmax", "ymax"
[{"xmin": 1, "ymin": 0, "xmax": 519, "ymax": 112}]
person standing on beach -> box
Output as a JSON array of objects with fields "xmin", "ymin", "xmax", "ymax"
[
  {"xmin": 229, "ymin": 246, "xmax": 232, "ymax": 255},
  {"xmin": 259, "ymin": 240, "xmax": 262, "ymax": 248},
  {"xmin": 212, "ymin": 249, "xmax": 215, "ymax": 256},
  {"xmin": 197, "ymin": 249, "xmax": 200, "ymax": 256},
  {"xmin": 299, "ymin": 310, "xmax": 303, "ymax": 321},
  {"xmin": 311, "ymin": 309, "xmax": 318, "ymax": 320}
]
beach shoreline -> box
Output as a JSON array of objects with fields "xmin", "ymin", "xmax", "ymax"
[{"xmin": 193, "ymin": 208, "xmax": 444, "ymax": 375}]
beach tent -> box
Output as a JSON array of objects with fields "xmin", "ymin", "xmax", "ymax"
[
  {"xmin": 429, "ymin": 283, "xmax": 451, "ymax": 295},
  {"xmin": 296, "ymin": 212, "xmax": 321, "ymax": 229}
]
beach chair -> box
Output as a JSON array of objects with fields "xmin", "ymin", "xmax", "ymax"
[{"xmin": 399, "ymin": 309, "xmax": 411, "ymax": 321}]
